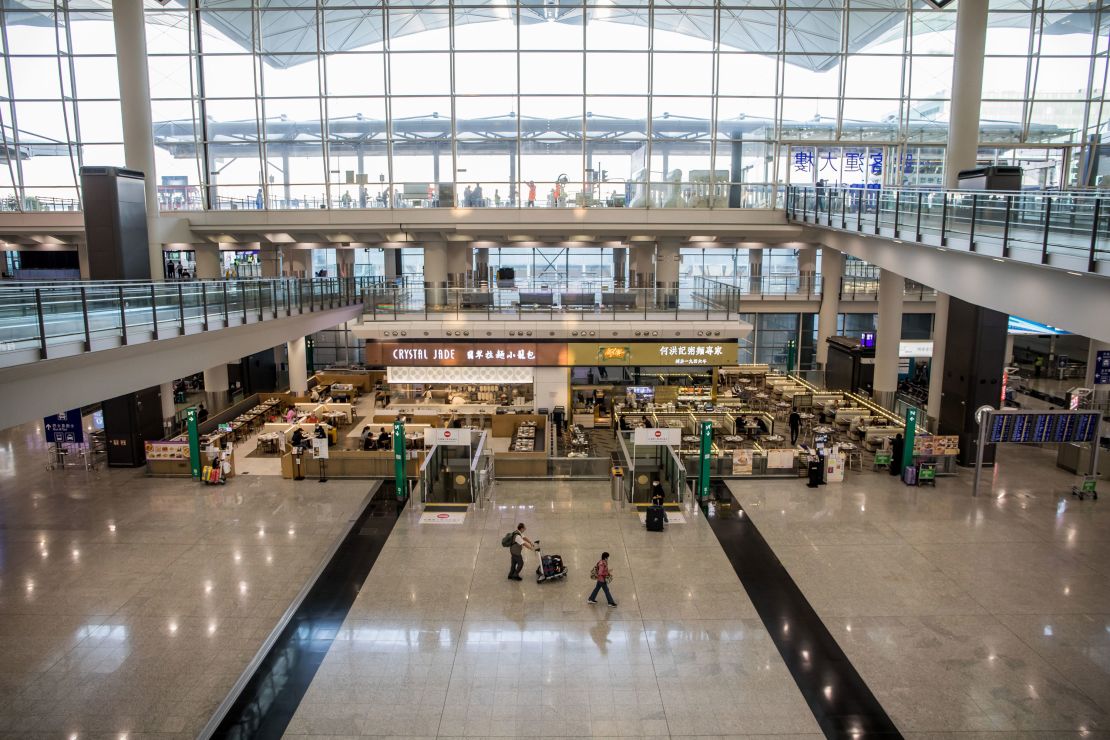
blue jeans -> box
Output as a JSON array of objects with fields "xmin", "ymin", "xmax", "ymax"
[{"xmin": 589, "ymin": 580, "xmax": 615, "ymax": 605}]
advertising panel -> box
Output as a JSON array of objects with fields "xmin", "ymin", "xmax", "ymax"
[
  {"xmin": 367, "ymin": 342, "xmax": 566, "ymax": 366},
  {"xmin": 568, "ymin": 341, "xmax": 738, "ymax": 367},
  {"xmin": 732, "ymin": 448, "xmax": 753, "ymax": 475}
]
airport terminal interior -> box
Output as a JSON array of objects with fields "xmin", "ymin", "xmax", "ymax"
[{"xmin": 1, "ymin": 0, "xmax": 1110, "ymax": 737}]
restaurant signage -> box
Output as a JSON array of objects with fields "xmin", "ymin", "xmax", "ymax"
[
  {"xmin": 369, "ymin": 340, "xmax": 737, "ymax": 367},
  {"xmin": 424, "ymin": 428, "xmax": 472, "ymax": 446},
  {"xmin": 367, "ymin": 342, "xmax": 566, "ymax": 367},
  {"xmin": 634, "ymin": 427, "xmax": 681, "ymax": 446}
]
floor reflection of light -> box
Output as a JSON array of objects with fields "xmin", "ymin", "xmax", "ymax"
[
  {"xmin": 239, "ymin": 581, "xmax": 248, "ymax": 594},
  {"xmin": 168, "ymin": 621, "xmax": 178, "ymax": 634},
  {"xmin": 108, "ymin": 523, "xmax": 116, "ymax": 533},
  {"xmin": 72, "ymin": 549, "xmax": 80, "ymax": 561},
  {"xmin": 824, "ymin": 685, "xmax": 832, "ymax": 699},
  {"xmin": 204, "ymin": 581, "xmax": 213, "ymax": 595},
  {"xmin": 1044, "ymin": 625, "xmax": 1053, "ymax": 636},
  {"xmin": 233, "ymin": 552, "xmax": 241, "ymax": 563},
  {"xmin": 208, "ymin": 621, "xmax": 217, "ymax": 636},
  {"xmin": 1064, "ymin": 586, "xmax": 1071, "ymax": 596}
]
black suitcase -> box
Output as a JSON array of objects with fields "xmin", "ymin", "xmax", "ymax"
[{"xmin": 646, "ymin": 506, "xmax": 666, "ymax": 531}]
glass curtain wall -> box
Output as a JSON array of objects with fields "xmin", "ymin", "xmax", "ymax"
[
  {"xmin": 488, "ymin": 246, "xmax": 615, "ymax": 287},
  {"xmin": 1, "ymin": 1, "xmax": 1107, "ymax": 210}
]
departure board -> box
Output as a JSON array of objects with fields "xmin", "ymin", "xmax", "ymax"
[{"xmin": 987, "ymin": 411, "xmax": 1101, "ymax": 444}]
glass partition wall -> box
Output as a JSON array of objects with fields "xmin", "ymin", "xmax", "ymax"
[{"xmin": 0, "ymin": 1, "xmax": 1105, "ymax": 211}]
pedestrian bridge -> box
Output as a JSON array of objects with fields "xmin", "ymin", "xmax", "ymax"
[{"xmin": 0, "ymin": 277, "xmax": 365, "ymax": 431}]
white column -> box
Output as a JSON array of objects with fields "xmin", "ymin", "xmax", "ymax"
[
  {"xmin": 474, "ymin": 248, "xmax": 489, "ymax": 287},
  {"xmin": 194, "ymin": 243, "xmax": 220, "ymax": 280},
  {"xmin": 160, "ymin": 382, "xmax": 176, "ymax": 435},
  {"xmin": 944, "ymin": 0, "xmax": 989, "ymax": 188},
  {"xmin": 423, "ymin": 241, "xmax": 448, "ymax": 307},
  {"xmin": 748, "ymin": 249, "xmax": 763, "ymax": 294},
  {"xmin": 797, "ymin": 246, "xmax": 817, "ymax": 297},
  {"xmin": 445, "ymin": 243, "xmax": 469, "ymax": 287},
  {"xmin": 927, "ymin": 292, "xmax": 949, "ymax": 428},
  {"xmin": 874, "ymin": 268, "xmax": 904, "ymax": 409},
  {"xmin": 816, "ymin": 247, "xmax": 844, "ymax": 368},
  {"xmin": 335, "ymin": 248, "xmax": 355, "ymax": 279},
  {"xmin": 288, "ymin": 337, "xmax": 308, "ymax": 394},
  {"xmin": 203, "ymin": 363, "xmax": 230, "ymax": 411},
  {"xmin": 629, "ymin": 244, "xmax": 654, "ymax": 288},
  {"xmin": 655, "ymin": 241, "xmax": 680, "ymax": 288},
  {"xmin": 112, "ymin": 0, "xmax": 162, "ymax": 280},
  {"xmin": 1004, "ymin": 333, "xmax": 1015, "ymax": 366},
  {"xmin": 259, "ymin": 244, "xmax": 281, "ymax": 278}
]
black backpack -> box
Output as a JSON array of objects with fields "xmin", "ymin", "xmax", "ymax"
[{"xmin": 501, "ymin": 531, "xmax": 516, "ymax": 547}]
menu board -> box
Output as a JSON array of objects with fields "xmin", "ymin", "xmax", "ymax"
[
  {"xmin": 144, "ymin": 440, "xmax": 190, "ymax": 460},
  {"xmin": 732, "ymin": 449, "xmax": 753, "ymax": 475},
  {"xmin": 913, "ymin": 435, "xmax": 959, "ymax": 457},
  {"xmin": 988, "ymin": 412, "xmax": 1101, "ymax": 444}
]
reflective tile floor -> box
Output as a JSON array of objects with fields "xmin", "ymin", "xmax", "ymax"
[
  {"xmin": 286, "ymin": 480, "xmax": 822, "ymax": 739},
  {"xmin": 0, "ymin": 420, "xmax": 372, "ymax": 738},
  {"xmin": 727, "ymin": 445, "xmax": 1110, "ymax": 739}
]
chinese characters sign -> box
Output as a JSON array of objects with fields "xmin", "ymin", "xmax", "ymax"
[
  {"xmin": 366, "ymin": 342, "xmax": 565, "ymax": 367},
  {"xmin": 43, "ymin": 409, "xmax": 83, "ymax": 444}
]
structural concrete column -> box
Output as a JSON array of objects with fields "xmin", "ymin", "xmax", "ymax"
[
  {"xmin": 748, "ymin": 249, "xmax": 763, "ymax": 294},
  {"xmin": 612, "ymin": 247, "xmax": 627, "ymax": 287},
  {"xmin": 284, "ymin": 246, "xmax": 309, "ymax": 278},
  {"xmin": 336, "ymin": 248, "xmax": 355, "ymax": 279},
  {"xmin": 160, "ymin": 382, "xmax": 175, "ymax": 435},
  {"xmin": 944, "ymin": 0, "xmax": 989, "ymax": 188},
  {"xmin": 445, "ymin": 243, "xmax": 469, "ymax": 287},
  {"xmin": 655, "ymin": 241, "xmax": 681, "ymax": 309},
  {"xmin": 259, "ymin": 244, "xmax": 281, "ymax": 278},
  {"xmin": 287, "ymin": 337, "xmax": 308, "ymax": 394},
  {"xmin": 112, "ymin": 0, "xmax": 162, "ymax": 280},
  {"xmin": 927, "ymin": 292, "xmax": 949, "ymax": 429},
  {"xmin": 203, "ymin": 363, "xmax": 230, "ymax": 413},
  {"xmin": 816, "ymin": 247, "xmax": 844, "ymax": 369},
  {"xmin": 797, "ymin": 246, "xmax": 817, "ymax": 296},
  {"xmin": 423, "ymin": 242, "xmax": 448, "ymax": 307},
  {"xmin": 629, "ymin": 243, "xmax": 654, "ymax": 288},
  {"xmin": 384, "ymin": 248, "xmax": 400, "ymax": 282},
  {"xmin": 474, "ymin": 248, "xmax": 489, "ymax": 287},
  {"xmin": 194, "ymin": 243, "xmax": 220, "ymax": 280},
  {"xmin": 874, "ymin": 268, "xmax": 904, "ymax": 409}
]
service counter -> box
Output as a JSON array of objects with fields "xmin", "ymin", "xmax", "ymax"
[{"xmin": 280, "ymin": 448, "xmax": 426, "ymax": 479}]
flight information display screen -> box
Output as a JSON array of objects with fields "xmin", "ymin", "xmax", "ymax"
[{"xmin": 988, "ymin": 412, "xmax": 1101, "ymax": 444}]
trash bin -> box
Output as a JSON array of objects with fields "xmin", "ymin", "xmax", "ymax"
[{"xmin": 610, "ymin": 466, "xmax": 624, "ymax": 501}]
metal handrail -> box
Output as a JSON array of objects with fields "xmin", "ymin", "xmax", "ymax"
[
  {"xmin": 0, "ymin": 276, "xmax": 369, "ymax": 365},
  {"xmin": 786, "ymin": 185, "xmax": 1110, "ymax": 276}
]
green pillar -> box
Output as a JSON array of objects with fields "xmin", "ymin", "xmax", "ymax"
[
  {"xmin": 186, "ymin": 406, "xmax": 201, "ymax": 479},
  {"xmin": 786, "ymin": 339, "xmax": 796, "ymax": 373},
  {"xmin": 902, "ymin": 406, "xmax": 918, "ymax": 475},
  {"xmin": 698, "ymin": 420, "xmax": 713, "ymax": 502},
  {"xmin": 393, "ymin": 420, "xmax": 407, "ymax": 500}
]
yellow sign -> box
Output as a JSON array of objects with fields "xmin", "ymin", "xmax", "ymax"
[{"xmin": 568, "ymin": 341, "xmax": 737, "ymax": 367}]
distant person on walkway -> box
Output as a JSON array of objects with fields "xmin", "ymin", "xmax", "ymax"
[
  {"xmin": 789, "ymin": 409, "xmax": 801, "ymax": 445},
  {"xmin": 587, "ymin": 552, "xmax": 617, "ymax": 607},
  {"xmin": 473, "ymin": 183, "xmax": 483, "ymax": 207},
  {"xmin": 508, "ymin": 523, "xmax": 534, "ymax": 581},
  {"xmin": 197, "ymin": 403, "xmax": 208, "ymax": 424},
  {"xmin": 1034, "ymin": 356, "xmax": 1044, "ymax": 378},
  {"xmin": 527, "ymin": 180, "xmax": 536, "ymax": 207},
  {"xmin": 463, "ymin": 185, "xmax": 473, "ymax": 208}
]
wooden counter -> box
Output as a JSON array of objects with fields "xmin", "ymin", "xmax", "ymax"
[{"xmin": 494, "ymin": 451, "xmax": 547, "ymax": 477}]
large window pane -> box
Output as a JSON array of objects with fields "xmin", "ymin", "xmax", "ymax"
[{"xmin": 454, "ymin": 52, "xmax": 517, "ymax": 95}]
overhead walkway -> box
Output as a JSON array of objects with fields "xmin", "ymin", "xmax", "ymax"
[
  {"xmin": 788, "ymin": 185, "xmax": 1110, "ymax": 277},
  {"xmin": 788, "ymin": 185, "xmax": 1110, "ymax": 342},
  {"xmin": 0, "ymin": 277, "xmax": 366, "ymax": 431}
]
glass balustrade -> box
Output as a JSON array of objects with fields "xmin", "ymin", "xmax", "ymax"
[{"xmin": 787, "ymin": 185, "xmax": 1110, "ymax": 275}]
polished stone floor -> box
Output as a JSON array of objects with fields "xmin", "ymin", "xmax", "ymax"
[
  {"xmin": 2, "ymin": 409, "xmax": 1108, "ymax": 739},
  {"xmin": 727, "ymin": 445, "xmax": 1110, "ymax": 739},
  {"xmin": 286, "ymin": 480, "xmax": 822, "ymax": 739},
  {"xmin": 0, "ymin": 420, "xmax": 372, "ymax": 737}
]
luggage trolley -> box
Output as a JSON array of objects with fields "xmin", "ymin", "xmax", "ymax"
[
  {"xmin": 533, "ymin": 540, "xmax": 568, "ymax": 583},
  {"xmin": 1071, "ymin": 475, "xmax": 1098, "ymax": 501}
]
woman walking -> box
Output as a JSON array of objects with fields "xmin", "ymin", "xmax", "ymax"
[{"xmin": 587, "ymin": 552, "xmax": 617, "ymax": 608}]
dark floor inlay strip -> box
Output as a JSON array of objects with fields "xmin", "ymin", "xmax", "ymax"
[
  {"xmin": 705, "ymin": 481, "xmax": 903, "ymax": 739},
  {"xmin": 206, "ymin": 484, "xmax": 404, "ymax": 740}
]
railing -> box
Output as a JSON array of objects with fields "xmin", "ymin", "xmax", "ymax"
[
  {"xmin": 694, "ymin": 274, "xmax": 821, "ymax": 305},
  {"xmin": 0, "ymin": 276, "xmax": 369, "ymax": 367},
  {"xmin": 787, "ymin": 185, "xmax": 1110, "ymax": 275},
  {"xmin": 364, "ymin": 282, "xmax": 748, "ymax": 321}
]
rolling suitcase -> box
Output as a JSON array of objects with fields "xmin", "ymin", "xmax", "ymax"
[{"xmin": 645, "ymin": 506, "xmax": 666, "ymax": 532}]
